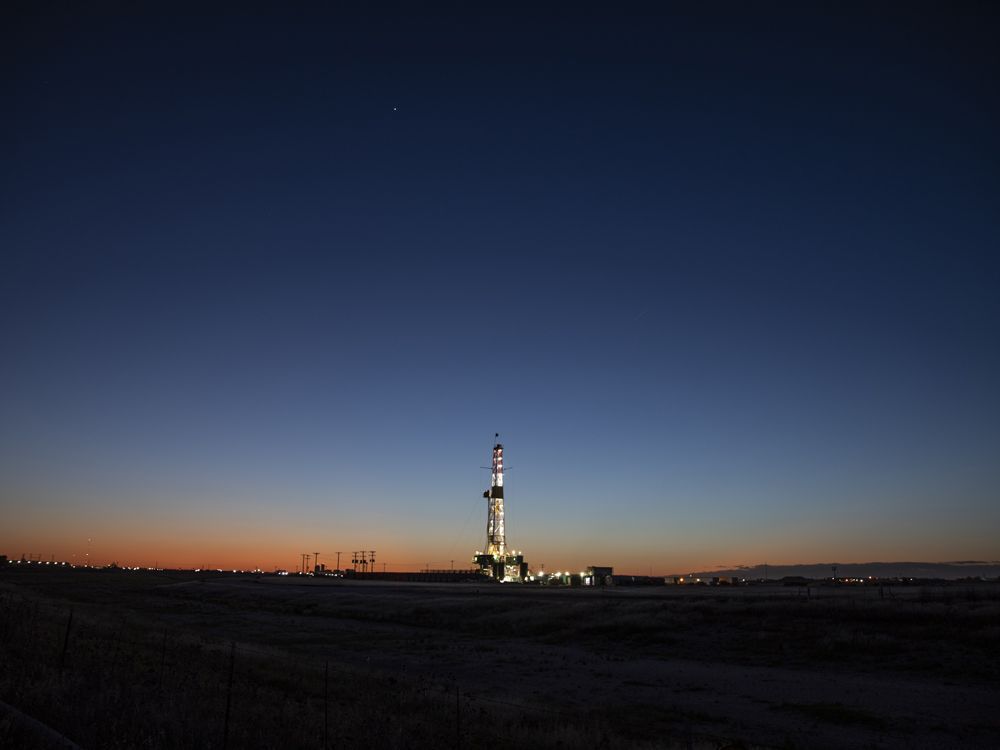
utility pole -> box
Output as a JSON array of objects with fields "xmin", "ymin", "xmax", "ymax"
[
  {"xmin": 301, "ymin": 553, "xmax": 306, "ymax": 575},
  {"xmin": 305, "ymin": 554, "xmax": 311, "ymax": 574},
  {"xmin": 336, "ymin": 551, "xmax": 342, "ymax": 572},
  {"xmin": 314, "ymin": 551, "xmax": 320, "ymax": 573},
  {"xmin": 370, "ymin": 550, "xmax": 376, "ymax": 575}
]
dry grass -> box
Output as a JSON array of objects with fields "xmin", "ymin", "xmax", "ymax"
[
  {"xmin": 2, "ymin": 568, "xmax": 999, "ymax": 749},
  {"xmin": 0, "ymin": 581, "xmax": 707, "ymax": 749}
]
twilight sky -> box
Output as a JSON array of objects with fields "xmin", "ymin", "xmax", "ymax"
[{"xmin": 2, "ymin": 3, "xmax": 998, "ymax": 573}]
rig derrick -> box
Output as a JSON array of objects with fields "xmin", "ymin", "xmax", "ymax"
[{"xmin": 472, "ymin": 435, "xmax": 527, "ymax": 582}]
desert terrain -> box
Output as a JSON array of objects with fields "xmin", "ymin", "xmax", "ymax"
[{"xmin": 1, "ymin": 567, "xmax": 998, "ymax": 749}]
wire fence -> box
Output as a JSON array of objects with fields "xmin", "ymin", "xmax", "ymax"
[{"xmin": 0, "ymin": 590, "xmax": 653, "ymax": 750}]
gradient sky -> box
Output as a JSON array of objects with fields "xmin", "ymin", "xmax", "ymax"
[{"xmin": 3, "ymin": 3, "xmax": 998, "ymax": 573}]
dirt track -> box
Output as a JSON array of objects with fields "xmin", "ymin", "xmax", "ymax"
[{"xmin": 154, "ymin": 577, "xmax": 1000, "ymax": 748}]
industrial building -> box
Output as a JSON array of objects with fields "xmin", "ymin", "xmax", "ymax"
[
  {"xmin": 472, "ymin": 436, "xmax": 528, "ymax": 582},
  {"xmin": 584, "ymin": 566, "xmax": 614, "ymax": 586}
]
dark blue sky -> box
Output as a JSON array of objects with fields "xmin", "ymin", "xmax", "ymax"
[{"xmin": 2, "ymin": 2, "xmax": 998, "ymax": 571}]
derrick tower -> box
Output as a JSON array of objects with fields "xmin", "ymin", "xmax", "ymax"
[
  {"xmin": 473, "ymin": 435, "xmax": 527, "ymax": 581},
  {"xmin": 486, "ymin": 438, "xmax": 506, "ymax": 557}
]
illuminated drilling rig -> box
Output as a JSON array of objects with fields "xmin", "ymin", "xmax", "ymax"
[{"xmin": 473, "ymin": 435, "xmax": 527, "ymax": 582}]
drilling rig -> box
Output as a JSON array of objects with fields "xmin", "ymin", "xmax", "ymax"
[{"xmin": 473, "ymin": 435, "xmax": 527, "ymax": 582}]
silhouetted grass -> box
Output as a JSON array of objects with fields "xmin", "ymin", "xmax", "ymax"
[
  {"xmin": 0, "ymin": 587, "xmax": 709, "ymax": 749},
  {"xmin": 3, "ymin": 568, "xmax": 999, "ymax": 748}
]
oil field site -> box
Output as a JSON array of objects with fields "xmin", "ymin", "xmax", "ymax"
[
  {"xmin": 7, "ymin": 2, "xmax": 1000, "ymax": 748},
  {"xmin": 2, "ymin": 567, "xmax": 999, "ymax": 750}
]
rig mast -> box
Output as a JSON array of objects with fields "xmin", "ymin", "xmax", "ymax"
[
  {"xmin": 486, "ymin": 438, "xmax": 506, "ymax": 557},
  {"xmin": 473, "ymin": 435, "xmax": 527, "ymax": 582}
]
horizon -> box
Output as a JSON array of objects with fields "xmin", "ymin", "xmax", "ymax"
[
  {"xmin": 6, "ymin": 555, "xmax": 1000, "ymax": 582},
  {"xmin": 3, "ymin": 4, "xmax": 998, "ymax": 575},
  {"xmin": 5, "ymin": 550, "xmax": 1000, "ymax": 581}
]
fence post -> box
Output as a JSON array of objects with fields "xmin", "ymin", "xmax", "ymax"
[
  {"xmin": 223, "ymin": 641, "xmax": 235, "ymax": 750},
  {"xmin": 59, "ymin": 607, "xmax": 74, "ymax": 671},
  {"xmin": 158, "ymin": 629, "xmax": 168, "ymax": 689},
  {"xmin": 109, "ymin": 619, "xmax": 124, "ymax": 673}
]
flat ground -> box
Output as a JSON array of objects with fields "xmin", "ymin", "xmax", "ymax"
[{"xmin": 1, "ymin": 568, "xmax": 998, "ymax": 749}]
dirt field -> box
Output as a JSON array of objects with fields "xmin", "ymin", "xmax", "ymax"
[{"xmin": 1, "ymin": 567, "xmax": 998, "ymax": 749}]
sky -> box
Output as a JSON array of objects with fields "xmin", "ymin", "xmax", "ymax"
[{"xmin": 2, "ymin": 2, "xmax": 998, "ymax": 574}]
